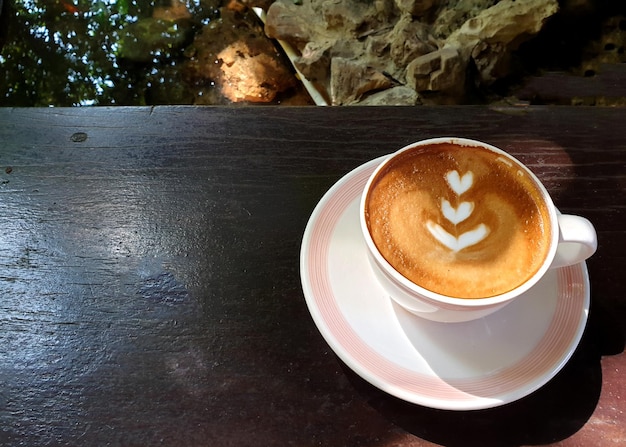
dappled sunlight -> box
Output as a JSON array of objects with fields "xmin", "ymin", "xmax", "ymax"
[
  {"xmin": 0, "ymin": 0, "xmax": 217, "ymax": 105},
  {"xmin": 0, "ymin": 0, "xmax": 310, "ymax": 106}
]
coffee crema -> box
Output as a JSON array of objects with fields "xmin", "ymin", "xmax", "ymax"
[{"xmin": 365, "ymin": 142, "xmax": 552, "ymax": 298}]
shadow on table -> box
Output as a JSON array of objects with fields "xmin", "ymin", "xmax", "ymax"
[{"xmin": 341, "ymin": 297, "xmax": 624, "ymax": 447}]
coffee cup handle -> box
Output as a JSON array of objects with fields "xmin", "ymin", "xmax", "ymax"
[{"xmin": 551, "ymin": 214, "xmax": 598, "ymax": 268}]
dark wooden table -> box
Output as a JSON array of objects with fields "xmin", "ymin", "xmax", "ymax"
[{"xmin": 0, "ymin": 106, "xmax": 624, "ymax": 446}]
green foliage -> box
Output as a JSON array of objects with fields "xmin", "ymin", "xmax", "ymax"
[
  {"xmin": 117, "ymin": 18, "xmax": 194, "ymax": 62},
  {"xmin": 0, "ymin": 0, "xmax": 216, "ymax": 106}
]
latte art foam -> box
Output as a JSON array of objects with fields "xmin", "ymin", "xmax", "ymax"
[
  {"xmin": 365, "ymin": 143, "xmax": 552, "ymax": 298},
  {"xmin": 425, "ymin": 169, "xmax": 491, "ymax": 252}
]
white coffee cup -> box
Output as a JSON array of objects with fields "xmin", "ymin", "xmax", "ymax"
[{"xmin": 360, "ymin": 137, "xmax": 597, "ymax": 323}]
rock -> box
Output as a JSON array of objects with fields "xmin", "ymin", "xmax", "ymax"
[
  {"xmin": 266, "ymin": 0, "xmax": 400, "ymax": 101},
  {"xmin": 184, "ymin": 8, "xmax": 297, "ymax": 104},
  {"xmin": 470, "ymin": 40, "xmax": 510, "ymax": 84},
  {"xmin": 218, "ymin": 40, "xmax": 297, "ymax": 102},
  {"xmin": 358, "ymin": 85, "xmax": 420, "ymax": 105},
  {"xmin": 450, "ymin": 0, "xmax": 559, "ymax": 47},
  {"xmin": 432, "ymin": 1, "xmax": 498, "ymax": 39},
  {"xmin": 406, "ymin": 49, "xmax": 443, "ymax": 84},
  {"xmin": 330, "ymin": 57, "xmax": 394, "ymax": 105},
  {"xmin": 429, "ymin": 46, "xmax": 465, "ymax": 94},
  {"xmin": 406, "ymin": 46, "xmax": 464, "ymax": 96},
  {"xmin": 579, "ymin": 15, "xmax": 626, "ymax": 76},
  {"xmin": 265, "ymin": 1, "xmax": 314, "ymax": 45},
  {"xmin": 321, "ymin": 0, "xmax": 367, "ymax": 31},
  {"xmin": 294, "ymin": 40, "xmax": 333, "ymax": 82},
  {"xmin": 395, "ymin": 0, "xmax": 437, "ymax": 18},
  {"xmin": 389, "ymin": 13, "xmax": 438, "ymax": 66},
  {"xmin": 444, "ymin": 0, "xmax": 559, "ymax": 84},
  {"xmin": 263, "ymin": 0, "xmax": 561, "ymax": 104},
  {"xmin": 366, "ymin": 34, "xmax": 391, "ymax": 59}
]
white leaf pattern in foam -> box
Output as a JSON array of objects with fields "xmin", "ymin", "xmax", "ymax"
[
  {"xmin": 426, "ymin": 222, "xmax": 490, "ymax": 252},
  {"xmin": 441, "ymin": 200, "xmax": 474, "ymax": 225},
  {"xmin": 446, "ymin": 170, "xmax": 473, "ymax": 195}
]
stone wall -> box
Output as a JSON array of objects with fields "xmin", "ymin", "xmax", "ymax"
[{"xmin": 258, "ymin": 0, "xmax": 623, "ymax": 105}]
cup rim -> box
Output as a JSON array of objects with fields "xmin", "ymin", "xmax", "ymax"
[{"xmin": 360, "ymin": 137, "xmax": 559, "ymax": 307}]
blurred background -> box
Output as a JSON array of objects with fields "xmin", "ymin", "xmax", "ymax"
[{"xmin": 0, "ymin": 0, "xmax": 624, "ymax": 106}]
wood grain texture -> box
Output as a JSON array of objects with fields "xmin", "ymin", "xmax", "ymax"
[{"xmin": 0, "ymin": 106, "xmax": 624, "ymax": 446}]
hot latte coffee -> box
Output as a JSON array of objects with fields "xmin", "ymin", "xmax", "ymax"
[{"xmin": 364, "ymin": 142, "xmax": 552, "ymax": 298}]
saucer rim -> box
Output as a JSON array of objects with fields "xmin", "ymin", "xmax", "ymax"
[{"xmin": 300, "ymin": 157, "xmax": 590, "ymax": 410}]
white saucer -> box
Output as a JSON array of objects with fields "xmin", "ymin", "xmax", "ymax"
[{"xmin": 300, "ymin": 157, "xmax": 590, "ymax": 411}]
